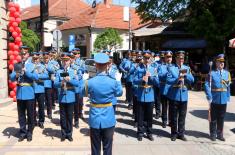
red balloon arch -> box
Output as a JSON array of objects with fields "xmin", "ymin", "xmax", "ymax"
[{"xmin": 8, "ymin": 2, "xmax": 22, "ymax": 102}]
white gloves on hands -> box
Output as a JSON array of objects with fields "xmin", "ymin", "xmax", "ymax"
[
  {"xmin": 83, "ymin": 73, "xmax": 89, "ymax": 80},
  {"xmin": 115, "ymin": 72, "xmax": 122, "ymax": 81},
  {"xmin": 207, "ymin": 99, "xmax": 212, "ymax": 105}
]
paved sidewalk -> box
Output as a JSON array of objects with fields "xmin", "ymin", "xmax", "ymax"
[{"xmin": 0, "ymin": 91, "xmax": 235, "ymax": 155}]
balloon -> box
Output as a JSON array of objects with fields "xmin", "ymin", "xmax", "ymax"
[
  {"xmin": 16, "ymin": 18, "xmax": 21, "ymax": 23},
  {"xmin": 12, "ymin": 31, "xmax": 18, "ymax": 38},
  {"xmin": 14, "ymin": 45, "xmax": 19, "ymax": 51},
  {"xmin": 13, "ymin": 96, "xmax": 17, "ymax": 102},
  {"xmin": 13, "ymin": 59, "xmax": 18, "ymax": 64},
  {"xmin": 8, "ymin": 2, "xmax": 15, "ymax": 8},
  {"xmin": 8, "ymin": 50, "xmax": 13, "ymax": 56},
  {"xmin": 14, "ymin": 12, "xmax": 20, "ymax": 18},
  {"xmin": 15, "ymin": 27, "xmax": 21, "ymax": 33},
  {"xmin": 9, "ymin": 17, "xmax": 15, "ymax": 22},
  {"xmin": 9, "ymin": 55, "xmax": 15, "ymax": 60},
  {"xmin": 16, "ymin": 55, "xmax": 22, "ymax": 62},
  {"xmin": 9, "ymin": 43, "xmax": 15, "ymax": 50},
  {"xmin": 14, "ymin": 3, "xmax": 20, "ymax": 9},
  {"xmin": 15, "ymin": 37, "xmax": 21, "ymax": 42},
  {"xmin": 13, "ymin": 87, "xmax": 17, "ymax": 93},
  {"xmin": 9, "ymin": 7, "xmax": 16, "ymax": 13},
  {"xmin": 12, "ymin": 22, "xmax": 18, "ymax": 27},
  {"xmin": 9, "ymin": 26, "xmax": 15, "ymax": 33},
  {"xmin": 10, "ymin": 91, "xmax": 16, "ymax": 98},
  {"xmin": 9, "ymin": 64, "xmax": 14, "ymax": 71},
  {"xmin": 13, "ymin": 50, "xmax": 19, "ymax": 55}
]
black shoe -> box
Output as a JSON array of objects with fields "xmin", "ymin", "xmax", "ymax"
[
  {"xmin": 61, "ymin": 137, "xmax": 66, "ymax": 142},
  {"xmin": 155, "ymin": 114, "xmax": 160, "ymax": 119},
  {"xmin": 127, "ymin": 104, "xmax": 132, "ymax": 110},
  {"xmin": 48, "ymin": 114, "xmax": 52, "ymax": 119},
  {"xmin": 39, "ymin": 123, "xmax": 44, "ymax": 129},
  {"xmin": 147, "ymin": 134, "xmax": 154, "ymax": 141},
  {"xmin": 210, "ymin": 136, "xmax": 216, "ymax": 141},
  {"xmin": 18, "ymin": 136, "xmax": 25, "ymax": 142},
  {"xmin": 75, "ymin": 123, "xmax": 79, "ymax": 129},
  {"xmin": 79, "ymin": 114, "xmax": 84, "ymax": 120},
  {"xmin": 137, "ymin": 136, "xmax": 142, "ymax": 141},
  {"xmin": 178, "ymin": 135, "xmax": 187, "ymax": 141},
  {"xmin": 67, "ymin": 137, "xmax": 73, "ymax": 142},
  {"xmin": 27, "ymin": 136, "xmax": 32, "ymax": 142},
  {"xmin": 134, "ymin": 122, "xmax": 137, "ymax": 128},
  {"xmin": 171, "ymin": 135, "xmax": 177, "ymax": 141},
  {"xmin": 217, "ymin": 136, "xmax": 225, "ymax": 141},
  {"xmin": 162, "ymin": 122, "xmax": 167, "ymax": 128}
]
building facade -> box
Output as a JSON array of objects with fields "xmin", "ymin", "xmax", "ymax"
[{"xmin": 0, "ymin": 0, "xmax": 11, "ymax": 103}]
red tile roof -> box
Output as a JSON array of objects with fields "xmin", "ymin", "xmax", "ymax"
[
  {"xmin": 21, "ymin": 0, "xmax": 89, "ymax": 20},
  {"xmin": 58, "ymin": 3, "xmax": 145, "ymax": 31}
]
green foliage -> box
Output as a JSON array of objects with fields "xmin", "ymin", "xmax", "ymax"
[
  {"xmin": 133, "ymin": 0, "xmax": 235, "ymax": 50},
  {"xmin": 19, "ymin": 21, "xmax": 40, "ymax": 52},
  {"xmin": 94, "ymin": 28, "xmax": 123, "ymax": 51}
]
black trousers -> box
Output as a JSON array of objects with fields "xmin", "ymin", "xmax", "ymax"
[
  {"xmin": 90, "ymin": 126, "xmax": 115, "ymax": 155},
  {"xmin": 170, "ymin": 100, "xmax": 187, "ymax": 136},
  {"xmin": 126, "ymin": 82, "xmax": 133, "ymax": 104},
  {"xmin": 74, "ymin": 94, "xmax": 83, "ymax": 124},
  {"xmin": 113, "ymin": 105, "xmax": 116, "ymax": 113},
  {"xmin": 161, "ymin": 95, "xmax": 171, "ymax": 123},
  {"xmin": 59, "ymin": 103, "xmax": 74, "ymax": 138},
  {"xmin": 34, "ymin": 93, "xmax": 45, "ymax": 124},
  {"xmin": 45, "ymin": 88, "xmax": 52, "ymax": 116},
  {"xmin": 17, "ymin": 99, "xmax": 34, "ymax": 137},
  {"xmin": 154, "ymin": 87, "xmax": 161, "ymax": 116},
  {"xmin": 137, "ymin": 102, "xmax": 153, "ymax": 137},
  {"xmin": 132, "ymin": 95, "xmax": 138, "ymax": 123},
  {"xmin": 52, "ymin": 87, "xmax": 57, "ymax": 106},
  {"xmin": 210, "ymin": 103, "xmax": 227, "ymax": 137}
]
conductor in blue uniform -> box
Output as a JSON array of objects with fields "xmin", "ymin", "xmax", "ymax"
[
  {"xmin": 166, "ymin": 51, "xmax": 194, "ymax": 141},
  {"xmin": 54, "ymin": 53, "xmax": 80, "ymax": 142},
  {"xmin": 85, "ymin": 53, "xmax": 123, "ymax": 155},
  {"xmin": 133, "ymin": 50, "xmax": 159, "ymax": 141}
]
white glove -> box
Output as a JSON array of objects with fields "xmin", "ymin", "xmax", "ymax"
[
  {"xmin": 83, "ymin": 73, "xmax": 89, "ymax": 80},
  {"xmin": 115, "ymin": 72, "xmax": 122, "ymax": 81},
  {"xmin": 207, "ymin": 99, "xmax": 212, "ymax": 105}
]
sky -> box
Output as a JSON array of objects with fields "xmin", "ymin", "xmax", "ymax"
[{"xmin": 31, "ymin": 0, "xmax": 136, "ymax": 7}]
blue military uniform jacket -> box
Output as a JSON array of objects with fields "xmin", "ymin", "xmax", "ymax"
[
  {"xmin": 119, "ymin": 58, "xmax": 132, "ymax": 80},
  {"xmin": 54, "ymin": 67, "xmax": 80, "ymax": 104},
  {"xmin": 43, "ymin": 62, "xmax": 55, "ymax": 88},
  {"xmin": 133, "ymin": 63, "xmax": 159, "ymax": 103},
  {"xmin": 204, "ymin": 69, "xmax": 231, "ymax": 104},
  {"xmin": 166, "ymin": 64, "xmax": 194, "ymax": 102},
  {"xmin": 87, "ymin": 72, "xmax": 123, "ymax": 129},
  {"xmin": 158, "ymin": 63, "xmax": 172, "ymax": 96},
  {"xmin": 32, "ymin": 63, "xmax": 49, "ymax": 93},
  {"xmin": 10, "ymin": 60, "xmax": 39, "ymax": 100}
]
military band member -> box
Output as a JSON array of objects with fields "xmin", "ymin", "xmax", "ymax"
[
  {"xmin": 119, "ymin": 51, "xmax": 135, "ymax": 109},
  {"xmin": 133, "ymin": 50, "xmax": 159, "ymax": 141},
  {"xmin": 204, "ymin": 54, "xmax": 231, "ymax": 141},
  {"xmin": 32, "ymin": 52, "xmax": 49, "ymax": 129},
  {"xmin": 108, "ymin": 55, "xmax": 120, "ymax": 112},
  {"xmin": 132, "ymin": 50, "xmax": 143, "ymax": 127},
  {"xmin": 43, "ymin": 52, "xmax": 57, "ymax": 119},
  {"xmin": 85, "ymin": 53, "xmax": 123, "ymax": 155},
  {"xmin": 158, "ymin": 51, "xmax": 173, "ymax": 128},
  {"xmin": 70, "ymin": 51, "xmax": 83, "ymax": 129},
  {"xmin": 73, "ymin": 48, "xmax": 85, "ymax": 119},
  {"xmin": 54, "ymin": 52, "xmax": 80, "ymax": 141},
  {"xmin": 10, "ymin": 48, "xmax": 39, "ymax": 142},
  {"xmin": 167, "ymin": 51, "xmax": 194, "ymax": 141}
]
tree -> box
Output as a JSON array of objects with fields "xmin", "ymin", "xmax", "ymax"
[
  {"xmin": 94, "ymin": 28, "xmax": 123, "ymax": 51},
  {"xmin": 133, "ymin": 0, "xmax": 235, "ymax": 50},
  {"xmin": 20, "ymin": 21, "xmax": 40, "ymax": 52}
]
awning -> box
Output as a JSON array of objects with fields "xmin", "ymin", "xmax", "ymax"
[
  {"xmin": 162, "ymin": 39, "xmax": 207, "ymax": 49},
  {"xmin": 229, "ymin": 38, "xmax": 235, "ymax": 48}
]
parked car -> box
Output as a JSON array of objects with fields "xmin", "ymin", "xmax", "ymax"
[{"xmin": 85, "ymin": 59, "xmax": 96, "ymax": 78}]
